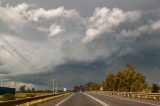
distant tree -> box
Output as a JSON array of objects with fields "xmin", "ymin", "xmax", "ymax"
[
  {"xmin": 27, "ymin": 88, "xmax": 31, "ymax": 93},
  {"xmin": 73, "ymin": 86, "xmax": 80, "ymax": 92},
  {"xmin": 151, "ymin": 84, "xmax": 159, "ymax": 93},
  {"xmin": 19, "ymin": 85, "xmax": 26, "ymax": 93},
  {"xmin": 32, "ymin": 88, "xmax": 36, "ymax": 93},
  {"xmin": 79, "ymin": 85, "xmax": 85, "ymax": 91},
  {"xmin": 85, "ymin": 82, "xmax": 100, "ymax": 91},
  {"xmin": 104, "ymin": 73, "xmax": 115, "ymax": 91}
]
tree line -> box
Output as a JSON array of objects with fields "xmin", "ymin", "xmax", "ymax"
[
  {"xmin": 74, "ymin": 64, "xmax": 160, "ymax": 93},
  {"xmin": 18, "ymin": 85, "xmax": 55, "ymax": 93},
  {"xmin": 102, "ymin": 64, "xmax": 147, "ymax": 92}
]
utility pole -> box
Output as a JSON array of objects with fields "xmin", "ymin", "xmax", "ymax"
[
  {"xmin": 55, "ymin": 81, "xmax": 58, "ymax": 94},
  {"xmin": 1, "ymin": 79, "xmax": 9, "ymax": 87},
  {"xmin": 14, "ymin": 81, "xmax": 18, "ymax": 91},
  {"xmin": 52, "ymin": 79, "xmax": 55, "ymax": 94}
]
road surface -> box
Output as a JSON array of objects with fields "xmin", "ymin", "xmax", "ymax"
[{"xmin": 38, "ymin": 92, "xmax": 160, "ymax": 106}]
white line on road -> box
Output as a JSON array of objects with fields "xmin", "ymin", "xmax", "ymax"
[
  {"xmin": 83, "ymin": 92, "xmax": 110, "ymax": 106},
  {"xmin": 55, "ymin": 93, "xmax": 75, "ymax": 106},
  {"xmin": 97, "ymin": 93, "xmax": 160, "ymax": 106}
]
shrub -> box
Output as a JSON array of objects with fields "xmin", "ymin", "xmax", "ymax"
[
  {"xmin": 26, "ymin": 93, "xmax": 36, "ymax": 97},
  {"xmin": 2, "ymin": 93, "xmax": 16, "ymax": 101},
  {"xmin": 151, "ymin": 84, "xmax": 159, "ymax": 93}
]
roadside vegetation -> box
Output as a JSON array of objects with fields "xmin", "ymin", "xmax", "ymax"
[
  {"xmin": 74, "ymin": 64, "xmax": 160, "ymax": 93},
  {"xmin": 0, "ymin": 94, "xmax": 16, "ymax": 101}
]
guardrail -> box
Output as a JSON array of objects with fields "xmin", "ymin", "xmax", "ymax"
[
  {"xmin": 89, "ymin": 91, "xmax": 160, "ymax": 101},
  {"xmin": 0, "ymin": 93, "xmax": 69, "ymax": 106}
]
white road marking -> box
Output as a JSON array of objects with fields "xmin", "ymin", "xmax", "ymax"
[
  {"xmin": 83, "ymin": 92, "xmax": 110, "ymax": 106},
  {"xmin": 55, "ymin": 93, "xmax": 75, "ymax": 106},
  {"xmin": 96, "ymin": 93, "xmax": 160, "ymax": 106}
]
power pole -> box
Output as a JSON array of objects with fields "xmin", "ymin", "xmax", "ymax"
[
  {"xmin": 14, "ymin": 81, "xmax": 17, "ymax": 91},
  {"xmin": 52, "ymin": 79, "xmax": 55, "ymax": 94},
  {"xmin": 55, "ymin": 81, "xmax": 58, "ymax": 94}
]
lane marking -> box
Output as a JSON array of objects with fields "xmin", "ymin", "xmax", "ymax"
[
  {"xmin": 95, "ymin": 93, "xmax": 160, "ymax": 106},
  {"xmin": 83, "ymin": 92, "xmax": 110, "ymax": 106},
  {"xmin": 55, "ymin": 93, "xmax": 75, "ymax": 106}
]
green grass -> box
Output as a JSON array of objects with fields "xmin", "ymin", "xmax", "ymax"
[{"xmin": 16, "ymin": 93, "xmax": 37, "ymax": 99}]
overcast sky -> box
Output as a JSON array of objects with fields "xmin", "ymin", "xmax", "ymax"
[{"xmin": 0, "ymin": 0, "xmax": 160, "ymax": 90}]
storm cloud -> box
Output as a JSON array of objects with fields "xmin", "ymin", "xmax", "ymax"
[{"xmin": 0, "ymin": 0, "xmax": 160, "ymax": 89}]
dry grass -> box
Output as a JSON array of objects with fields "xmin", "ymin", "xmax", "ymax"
[{"xmin": 15, "ymin": 93, "xmax": 52, "ymax": 99}]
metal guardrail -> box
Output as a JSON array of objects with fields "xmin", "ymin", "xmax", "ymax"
[
  {"xmin": 89, "ymin": 91, "xmax": 160, "ymax": 101},
  {"xmin": 0, "ymin": 93, "xmax": 68, "ymax": 106}
]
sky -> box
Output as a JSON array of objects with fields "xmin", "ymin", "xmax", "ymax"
[{"xmin": 0, "ymin": 0, "xmax": 160, "ymax": 90}]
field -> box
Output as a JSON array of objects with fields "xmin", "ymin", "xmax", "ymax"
[{"xmin": 15, "ymin": 93, "xmax": 53, "ymax": 99}]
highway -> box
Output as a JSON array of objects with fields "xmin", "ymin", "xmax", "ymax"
[{"xmin": 38, "ymin": 92, "xmax": 160, "ymax": 106}]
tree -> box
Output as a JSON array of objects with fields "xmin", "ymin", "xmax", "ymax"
[
  {"xmin": 131, "ymin": 72, "xmax": 147, "ymax": 92},
  {"xmin": 102, "ymin": 81, "xmax": 107, "ymax": 91},
  {"xmin": 151, "ymin": 84, "xmax": 159, "ymax": 93},
  {"xmin": 85, "ymin": 82, "xmax": 100, "ymax": 91},
  {"xmin": 19, "ymin": 85, "xmax": 26, "ymax": 93},
  {"xmin": 114, "ymin": 71, "xmax": 126, "ymax": 91},
  {"xmin": 105, "ymin": 73, "xmax": 115, "ymax": 91},
  {"xmin": 27, "ymin": 88, "xmax": 31, "ymax": 93},
  {"xmin": 102, "ymin": 64, "xmax": 147, "ymax": 92},
  {"xmin": 32, "ymin": 88, "xmax": 36, "ymax": 93},
  {"xmin": 73, "ymin": 86, "xmax": 81, "ymax": 92},
  {"xmin": 125, "ymin": 64, "xmax": 135, "ymax": 71}
]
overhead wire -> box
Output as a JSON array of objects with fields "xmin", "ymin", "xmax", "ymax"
[
  {"xmin": 0, "ymin": 36, "xmax": 38, "ymax": 72},
  {"xmin": 0, "ymin": 42, "xmax": 29, "ymax": 67}
]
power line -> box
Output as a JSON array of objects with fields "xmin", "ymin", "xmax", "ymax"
[
  {"xmin": 0, "ymin": 36, "xmax": 38, "ymax": 72},
  {"xmin": 1, "ymin": 37, "xmax": 38, "ymax": 70},
  {"xmin": 0, "ymin": 42, "xmax": 28, "ymax": 67}
]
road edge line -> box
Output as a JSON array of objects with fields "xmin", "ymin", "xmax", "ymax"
[
  {"xmin": 55, "ymin": 93, "xmax": 74, "ymax": 106},
  {"xmin": 83, "ymin": 92, "xmax": 110, "ymax": 106}
]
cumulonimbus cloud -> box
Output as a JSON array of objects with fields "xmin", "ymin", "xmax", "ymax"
[
  {"xmin": 117, "ymin": 20, "xmax": 160, "ymax": 39},
  {"xmin": 0, "ymin": 3, "xmax": 80, "ymax": 29},
  {"xmin": 82, "ymin": 7, "xmax": 141, "ymax": 43}
]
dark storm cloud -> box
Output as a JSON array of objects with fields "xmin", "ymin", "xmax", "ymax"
[
  {"xmin": 0, "ymin": 69, "xmax": 10, "ymax": 74},
  {"xmin": 10, "ymin": 60, "xmax": 108, "ymax": 89},
  {"xmin": 0, "ymin": 0, "xmax": 160, "ymax": 89},
  {"xmin": 0, "ymin": 60, "xmax": 3, "ymax": 65}
]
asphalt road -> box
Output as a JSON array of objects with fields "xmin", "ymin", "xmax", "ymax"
[
  {"xmin": 38, "ymin": 93, "xmax": 102, "ymax": 106},
  {"xmin": 38, "ymin": 92, "xmax": 160, "ymax": 106},
  {"xmin": 88, "ymin": 92, "xmax": 160, "ymax": 106}
]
